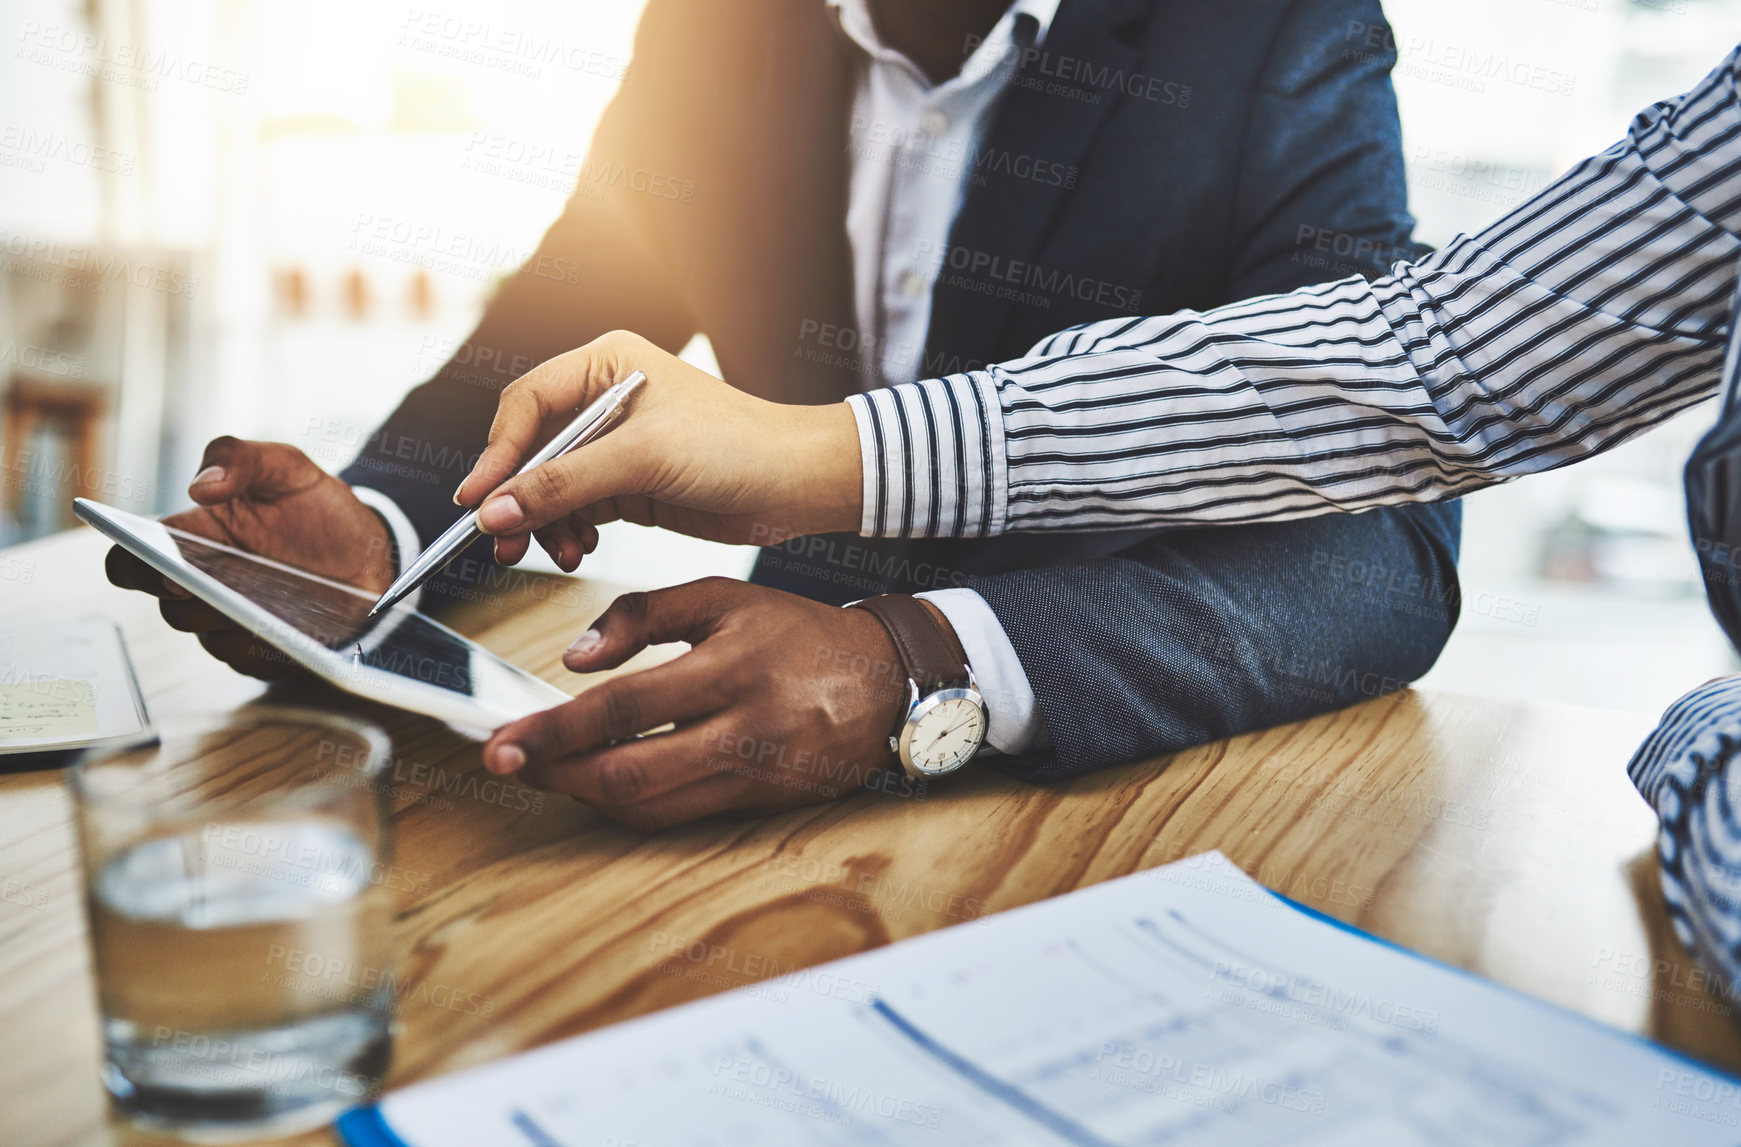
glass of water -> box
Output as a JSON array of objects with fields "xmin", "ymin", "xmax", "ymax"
[{"xmin": 68, "ymin": 708, "xmax": 396, "ymax": 1142}]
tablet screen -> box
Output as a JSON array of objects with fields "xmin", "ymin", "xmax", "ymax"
[
  {"xmin": 158, "ymin": 522, "xmax": 568, "ymax": 723},
  {"xmin": 75, "ymin": 498, "xmax": 571, "ymax": 726},
  {"xmin": 169, "ymin": 528, "xmax": 481, "ymax": 692}
]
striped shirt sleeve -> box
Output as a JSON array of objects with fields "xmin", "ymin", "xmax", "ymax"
[
  {"xmin": 846, "ymin": 47, "xmax": 1741, "ymax": 538},
  {"xmin": 1627, "ymin": 675, "xmax": 1741, "ymax": 996}
]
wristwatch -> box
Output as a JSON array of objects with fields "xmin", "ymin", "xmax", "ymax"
[{"xmin": 849, "ymin": 594, "xmax": 987, "ymax": 779}]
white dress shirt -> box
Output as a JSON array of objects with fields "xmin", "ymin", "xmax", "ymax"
[
  {"xmin": 833, "ymin": 0, "xmax": 1061, "ymax": 388},
  {"xmin": 829, "ymin": 0, "xmax": 1057, "ymax": 755},
  {"xmin": 358, "ymin": 0, "xmax": 1059, "ymax": 757}
]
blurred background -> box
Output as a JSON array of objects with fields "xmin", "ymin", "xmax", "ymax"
[{"xmin": 0, "ymin": 0, "xmax": 1735, "ymax": 716}]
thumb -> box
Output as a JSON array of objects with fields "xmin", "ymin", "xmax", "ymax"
[
  {"xmin": 476, "ymin": 431, "xmax": 642, "ymax": 536},
  {"xmin": 562, "ymin": 578, "xmax": 741, "ymax": 672},
  {"xmin": 457, "ymin": 337, "xmax": 637, "ymax": 509},
  {"xmin": 187, "ymin": 438, "xmax": 317, "ymax": 505}
]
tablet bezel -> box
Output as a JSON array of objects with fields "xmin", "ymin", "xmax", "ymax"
[{"xmin": 75, "ymin": 498, "xmax": 570, "ymax": 730}]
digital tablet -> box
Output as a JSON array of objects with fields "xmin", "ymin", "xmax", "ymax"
[{"xmin": 75, "ymin": 498, "xmax": 570, "ymax": 730}]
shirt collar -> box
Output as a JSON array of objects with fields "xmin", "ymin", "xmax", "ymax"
[{"xmin": 829, "ymin": 0, "xmax": 1062, "ymax": 87}]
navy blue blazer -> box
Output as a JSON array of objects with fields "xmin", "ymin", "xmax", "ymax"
[{"xmin": 343, "ymin": 0, "xmax": 1462, "ymax": 780}]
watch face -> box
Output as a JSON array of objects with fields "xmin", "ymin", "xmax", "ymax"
[{"xmin": 905, "ymin": 693, "xmax": 986, "ymax": 776}]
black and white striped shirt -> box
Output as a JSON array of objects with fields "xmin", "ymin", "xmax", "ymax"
[
  {"xmin": 845, "ymin": 47, "xmax": 1741, "ymax": 538},
  {"xmin": 1628, "ymin": 676, "xmax": 1741, "ymax": 999}
]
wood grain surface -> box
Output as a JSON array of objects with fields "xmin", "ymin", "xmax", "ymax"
[{"xmin": 0, "ymin": 527, "xmax": 1735, "ymax": 1147}]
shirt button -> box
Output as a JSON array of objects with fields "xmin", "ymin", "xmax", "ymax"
[
  {"xmin": 899, "ymin": 270, "xmax": 928, "ymax": 298},
  {"xmin": 919, "ymin": 110, "xmax": 948, "ymax": 137}
]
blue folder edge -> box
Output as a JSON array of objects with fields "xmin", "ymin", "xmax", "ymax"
[
  {"xmin": 332, "ymin": 875, "xmax": 1741, "ymax": 1145},
  {"xmin": 336, "ymin": 1105, "xmax": 413, "ymax": 1147},
  {"xmin": 1267, "ymin": 886, "xmax": 1741, "ymax": 1085}
]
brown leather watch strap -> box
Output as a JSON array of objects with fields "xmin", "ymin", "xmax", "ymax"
[{"xmin": 850, "ymin": 594, "xmax": 968, "ymax": 695}]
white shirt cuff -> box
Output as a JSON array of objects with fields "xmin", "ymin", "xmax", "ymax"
[
  {"xmin": 915, "ymin": 587, "xmax": 1042, "ymax": 756},
  {"xmin": 350, "ymin": 486, "xmax": 424, "ymax": 612}
]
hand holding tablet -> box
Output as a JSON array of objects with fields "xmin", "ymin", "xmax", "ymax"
[
  {"xmin": 101, "ymin": 437, "xmax": 399, "ymax": 681},
  {"xmin": 80, "ymin": 500, "xmax": 567, "ymax": 729}
]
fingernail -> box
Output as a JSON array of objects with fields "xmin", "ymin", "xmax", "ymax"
[
  {"xmin": 162, "ymin": 578, "xmax": 190, "ymax": 599},
  {"xmin": 492, "ymin": 744, "xmax": 526, "ymax": 774},
  {"xmin": 191, "ymin": 465, "xmax": 225, "ymax": 487},
  {"xmin": 477, "ymin": 495, "xmax": 524, "ymax": 532},
  {"xmin": 566, "ymin": 629, "xmax": 602, "ymax": 658},
  {"xmin": 452, "ymin": 488, "xmax": 465, "ymax": 506}
]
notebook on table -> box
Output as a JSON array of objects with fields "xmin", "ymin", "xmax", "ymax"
[
  {"xmin": 336, "ymin": 851, "xmax": 1740, "ymax": 1146},
  {"xmin": 0, "ymin": 615, "xmax": 148, "ymax": 769}
]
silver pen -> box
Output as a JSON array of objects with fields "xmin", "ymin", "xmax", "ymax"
[{"xmin": 366, "ymin": 370, "xmax": 647, "ymax": 617}]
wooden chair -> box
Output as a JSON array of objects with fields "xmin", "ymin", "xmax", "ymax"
[{"xmin": 1, "ymin": 372, "xmax": 108, "ymax": 532}]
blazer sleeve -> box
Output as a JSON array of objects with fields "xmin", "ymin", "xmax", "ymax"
[
  {"xmin": 1223, "ymin": 0, "xmax": 1430, "ymax": 298},
  {"xmin": 957, "ymin": 0, "xmax": 1458, "ymax": 780},
  {"xmin": 340, "ymin": 2, "xmax": 700, "ymax": 608},
  {"xmin": 973, "ymin": 498, "xmax": 1462, "ymax": 781}
]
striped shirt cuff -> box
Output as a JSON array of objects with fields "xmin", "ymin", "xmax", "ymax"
[
  {"xmin": 846, "ymin": 373, "xmax": 1008, "ymax": 538},
  {"xmin": 1627, "ymin": 675, "xmax": 1741, "ymax": 993},
  {"xmin": 1627, "ymin": 675, "xmax": 1741, "ymax": 809}
]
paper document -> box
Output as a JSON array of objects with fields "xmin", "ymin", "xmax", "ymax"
[
  {"xmin": 339, "ymin": 852, "xmax": 1740, "ymax": 1146},
  {"xmin": 0, "ymin": 679, "xmax": 98, "ymax": 739},
  {"xmin": 0, "ymin": 617, "xmax": 147, "ymax": 756}
]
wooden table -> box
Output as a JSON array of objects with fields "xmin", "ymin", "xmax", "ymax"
[{"xmin": 2, "ymin": 528, "xmax": 1736, "ymax": 1147}]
